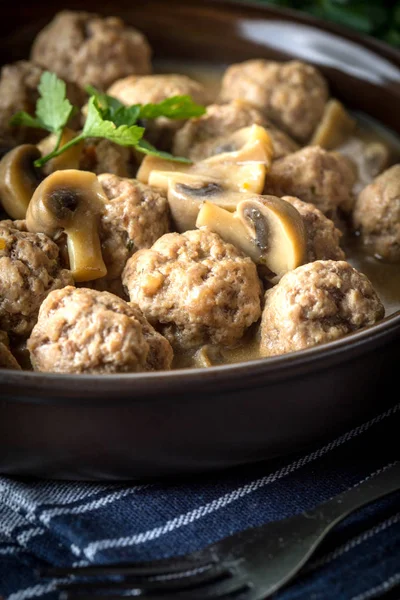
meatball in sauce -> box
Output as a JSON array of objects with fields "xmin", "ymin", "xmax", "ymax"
[{"xmin": 0, "ymin": 10, "xmax": 398, "ymax": 373}]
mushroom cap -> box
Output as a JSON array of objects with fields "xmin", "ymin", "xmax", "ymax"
[
  {"xmin": 26, "ymin": 169, "xmax": 108, "ymax": 282},
  {"xmin": 0, "ymin": 144, "xmax": 42, "ymax": 219},
  {"xmin": 196, "ymin": 194, "xmax": 307, "ymax": 281}
]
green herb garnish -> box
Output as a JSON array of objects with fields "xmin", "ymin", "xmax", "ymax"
[
  {"xmin": 10, "ymin": 72, "xmax": 206, "ymax": 168},
  {"xmin": 11, "ymin": 72, "xmax": 76, "ymax": 159}
]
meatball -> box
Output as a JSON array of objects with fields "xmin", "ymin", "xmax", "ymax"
[
  {"xmin": 0, "ymin": 60, "xmax": 84, "ymax": 145},
  {"xmin": 264, "ymin": 146, "xmax": 356, "ymax": 217},
  {"xmin": 0, "ymin": 222, "xmax": 73, "ymax": 337},
  {"xmin": 122, "ymin": 230, "xmax": 262, "ymax": 350},
  {"xmin": 282, "ymin": 196, "xmax": 345, "ymax": 262},
  {"xmin": 28, "ymin": 286, "xmax": 173, "ymax": 374},
  {"xmin": 173, "ymin": 100, "xmax": 299, "ymax": 162},
  {"xmin": 0, "ymin": 331, "xmax": 21, "ymax": 370},
  {"xmin": 353, "ymin": 165, "xmax": 400, "ymax": 262},
  {"xmin": 31, "ymin": 11, "xmax": 152, "ymax": 91},
  {"xmin": 218, "ymin": 60, "xmax": 329, "ymax": 142},
  {"xmin": 108, "ymin": 74, "xmax": 209, "ymax": 149},
  {"xmin": 97, "ymin": 174, "xmax": 170, "ymax": 284},
  {"xmin": 80, "ymin": 139, "xmax": 135, "ymax": 177},
  {"xmin": 260, "ymin": 260, "xmax": 384, "ymax": 357}
]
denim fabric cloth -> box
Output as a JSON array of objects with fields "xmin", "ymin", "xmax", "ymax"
[{"xmin": 0, "ymin": 402, "xmax": 399, "ymax": 600}]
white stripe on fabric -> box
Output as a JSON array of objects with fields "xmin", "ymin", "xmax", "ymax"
[
  {"xmin": 0, "ymin": 480, "xmax": 113, "ymax": 516},
  {"xmin": 0, "ymin": 546, "xmax": 20, "ymax": 556},
  {"xmin": 0, "ymin": 485, "xmax": 150, "ymax": 556},
  {"xmin": 17, "ymin": 528, "xmax": 45, "ymax": 546},
  {"xmin": 82, "ymin": 403, "xmax": 399, "ymax": 561},
  {"xmin": 7, "ymin": 578, "xmax": 72, "ymax": 600},
  {"xmin": 39, "ymin": 485, "xmax": 150, "ymax": 526},
  {"xmin": 350, "ymin": 572, "xmax": 400, "ymax": 600},
  {"xmin": 308, "ymin": 511, "xmax": 400, "ymax": 572}
]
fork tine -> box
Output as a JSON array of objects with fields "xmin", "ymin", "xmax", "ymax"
[
  {"xmin": 59, "ymin": 564, "xmax": 234, "ymax": 593},
  {"xmin": 40, "ymin": 554, "xmax": 214, "ymax": 579}
]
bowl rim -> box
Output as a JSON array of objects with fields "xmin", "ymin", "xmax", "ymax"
[
  {"xmin": 212, "ymin": 0, "xmax": 400, "ymax": 67},
  {"xmin": 2, "ymin": 311, "xmax": 399, "ymax": 400},
  {"xmin": 1, "ymin": 0, "xmax": 400, "ymax": 396}
]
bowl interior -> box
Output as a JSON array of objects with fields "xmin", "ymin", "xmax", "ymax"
[{"xmin": 0, "ymin": 0, "xmax": 400, "ymax": 390}]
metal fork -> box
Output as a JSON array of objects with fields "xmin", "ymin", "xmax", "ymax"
[{"xmin": 41, "ymin": 461, "xmax": 400, "ymax": 600}]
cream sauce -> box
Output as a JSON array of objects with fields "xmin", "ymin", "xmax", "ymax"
[{"xmin": 155, "ymin": 59, "xmax": 400, "ymax": 369}]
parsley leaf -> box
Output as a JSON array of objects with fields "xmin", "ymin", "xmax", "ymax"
[
  {"xmin": 86, "ymin": 86, "xmax": 205, "ymax": 123},
  {"xmin": 139, "ymin": 95, "xmax": 206, "ymax": 120},
  {"xmin": 9, "ymin": 112, "xmax": 44, "ymax": 129},
  {"xmin": 10, "ymin": 71, "xmax": 74, "ymax": 136},
  {"xmin": 11, "ymin": 73, "xmax": 202, "ymax": 167},
  {"xmin": 36, "ymin": 71, "xmax": 75, "ymax": 134},
  {"xmin": 83, "ymin": 97, "xmax": 144, "ymax": 146},
  {"xmin": 136, "ymin": 139, "xmax": 191, "ymax": 163}
]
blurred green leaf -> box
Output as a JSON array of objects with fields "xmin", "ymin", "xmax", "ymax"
[{"xmin": 258, "ymin": 0, "xmax": 400, "ymax": 45}]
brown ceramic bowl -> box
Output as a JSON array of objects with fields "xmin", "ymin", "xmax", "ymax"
[{"xmin": 0, "ymin": 0, "xmax": 399, "ymax": 480}]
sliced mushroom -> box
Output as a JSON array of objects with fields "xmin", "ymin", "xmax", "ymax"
[
  {"xmin": 37, "ymin": 128, "xmax": 83, "ymax": 175},
  {"xmin": 26, "ymin": 169, "xmax": 108, "ymax": 282},
  {"xmin": 0, "ymin": 145, "xmax": 42, "ymax": 219},
  {"xmin": 196, "ymin": 195, "xmax": 307, "ymax": 280},
  {"xmin": 156, "ymin": 172, "xmax": 250, "ymax": 232},
  {"xmin": 311, "ymin": 100, "xmax": 356, "ymax": 150},
  {"xmin": 139, "ymin": 125, "xmax": 273, "ymax": 194},
  {"xmin": 137, "ymin": 155, "xmax": 191, "ymax": 184}
]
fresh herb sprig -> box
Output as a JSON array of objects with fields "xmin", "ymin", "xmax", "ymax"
[{"xmin": 10, "ymin": 72, "xmax": 206, "ymax": 168}]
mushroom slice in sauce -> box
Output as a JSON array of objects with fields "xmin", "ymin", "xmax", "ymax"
[
  {"xmin": 311, "ymin": 99, "xmax": 356, "ymax": 150},
  {"xmin": 154, "ymin": 172, "xmax": 248, "ymax": 232},
  {"xmin": 139, "ymin": 125, "xmax": 274, "ymax": 194},
  {"xmin": 0, "ymin": 145, "xmax": 42, "ymax": 219},
  {"xmin": 37, "ymin": 128, "xmax": 84, "ymax": 175},
  {"xmin": 196, "ymin": 195, "xmax": 307, "ymax": 281},
  {"xmin": 26, "ymin": 169, "xmax": 108, "ymax": 282}
]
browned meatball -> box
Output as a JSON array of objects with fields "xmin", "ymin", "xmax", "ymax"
[
  {"xmin": 108, "ymin": 74, "xmax": 208, "ymax": 149},
  {"xmin": 219, "ymin": 60, "xmax": 329, "ymax": 142},
  {"xmin": 97, "ymin": 174, "xmax": 170, "ymax": 284},
  {"xmin": 80, "ymin": 139, "xmax": 135, "ymax": 177},
  {"xmin": 0, "ymin": 331, "xmax": 21, "ymax": 370},
  {"xmin": 353, "ymin": 165, "xmax": 400, "ymax": 262},
  {"xmin": 282, "ymin": 196, "xmax": 345, "ymax": 262},
  {"xmin": 264, "ymin": 146, "xmax": 356, "ymax": 217},
  {"xmin": 31, "ymin": 11, "xmax": 152, "ymax": 91},
  {"xmin": 260, "ymin": 260, "xmax": 384, "ymax": 357},
  {"xmin": 0, "ymin": 222, "xmax": 73, "ymax": 337},
  {"xmin": 28, "ymin": 286, "xmax": 173, "ymax": 374},
  {"xmin": 173, "ymin": 100, "xmax": 299, "ymax": 162},
  {"xmin": 0, "ymin": 61, "xmax": 84, "ymax": 145},
  {"xmin": 122, "ymin": 230, "xmax": 262, "ymax": 350}
]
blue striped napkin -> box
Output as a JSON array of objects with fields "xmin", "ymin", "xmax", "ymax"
[{"xmin": 0, "ymin": 402, "xmax": 399, "ymax": 600}]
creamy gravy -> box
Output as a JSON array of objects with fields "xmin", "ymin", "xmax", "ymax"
[{"xmin": 156, "ymin": 59, "xmax": 400, "ymax": 369}]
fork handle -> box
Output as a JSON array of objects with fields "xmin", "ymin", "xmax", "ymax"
[{"xmin": 309, "ymin": 461, "xmax": 400, "ymax": 528}]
